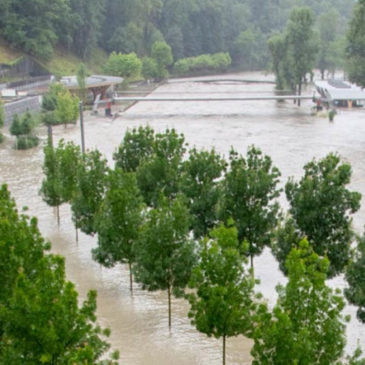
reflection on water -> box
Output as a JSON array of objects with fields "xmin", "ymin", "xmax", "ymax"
[{"xmin": 1, "ymin": 72, "xmax": 365, "ymax": 364}]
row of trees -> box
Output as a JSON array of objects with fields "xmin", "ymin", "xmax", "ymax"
[
  {"xmin": 40, "ymin": 126, "xmax": 365, "ymax": 364},
  {"xmin": 0, "ymin": 0, "xmax": 355, "ymax": 71},
  {"xmin": 0, "ymin": 184, "xmax": 119, "ymax": 363},
  {"xmin": 269, "ymin": 3, "xmax": 365, "ymax": 94}
]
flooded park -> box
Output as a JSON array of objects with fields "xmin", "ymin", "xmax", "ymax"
[{"xmin": 1, "ymin": 73, "xmax": 365, "ymax": 364}]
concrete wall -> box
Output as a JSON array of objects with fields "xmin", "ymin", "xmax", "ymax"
[{"xmin": 4, "ymin": 96, "xmax": 42, "ymax": 125}]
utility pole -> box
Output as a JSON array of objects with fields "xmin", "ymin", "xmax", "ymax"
[{"xmin": 79, "ymin": 101, "xmax": 85, "ymax": 153}]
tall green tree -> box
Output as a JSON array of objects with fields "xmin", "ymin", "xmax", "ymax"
[
  {"xmin": 269, "ymin": 7, "xmax": 318, "ymax": 102},
  {"xmin": 346, "ymin": 0, "xmax": 365, "ymax": 88},
  {"xmin": 93, "ymin": 169, "xmax": 144, "ymax": 292},
  {"xmin": 113, "ymin": 126, "xmax": 155, "ymax": 172},
  {"xmin": 345, "ymin": 233, "xmax": 365, "ymax": 323},
  {"xmin": 0, "ymin": 184, "xmax": 119, "ymax": 364},
  {"xmin": 285, "ymin": 7, "xmax": 318, "ymax": 104},
  {"xmin": 40, "ymin": 143, "xmax": 63, "ymax": 226},
  {"xmin": 69, "ymin": 0, "xmax": 106, "ymax": 59},
  {"xmin": 251, "ymin": 239, "xmax": 347, "ymax": 365},
  {"xmin": 220, "ymin": 146, "xmax": 281, "ymax": 273},
  {"xmin": 151, "ymin": 41, "xmax": 173, "ymax": 79},
  {"xmin": 71, "ymin": 149, "xmax": 109, "ymax": 236},
  {"xmin": 54, "ymin": 90, "xmax": 79, "ymax": 127},
  {"xmin": 55, "ymin": 140, "xmax": 81, "ymax": 203},
  {"xmin": 180, "ymin": 147, "xmax": 226, "ymax": 239},
  {"xmin": 277, "ymin": 153, "xmax": 361, "ymax": 278},
  {"xmin": 188, "ymin": 223, "xmax": 258, "ymax": 365},
  {"xmin": 317, "ymin": 10, "xmax": 340, "ymax": 79},
  {"xmin": 76, "ymin": 63, "xmax": 88, "ymax": 103},
  {"xmin": 136, "ymin": 128, "xmax": 186, "ymax": 207},
  {"xmin": 134, "ymin": 196, "xmax": 195, "ymax": 328}
]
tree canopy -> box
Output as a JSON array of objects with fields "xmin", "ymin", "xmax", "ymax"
[{"xmin": 0, "ymin": 184, "xmax": 118, "ymax": 364}]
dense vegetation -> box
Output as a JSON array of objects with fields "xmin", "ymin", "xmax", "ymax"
[
  {"xmin": 39, "ymin": 125, "xmax": 365, "ymax": 365},
  {"xmin": 0, "ymin": 0, "xmax": 356, "ymax": 72},
  {"xmin": 0, "ymin": 185, "xmax": 119, "ymax": 364}
]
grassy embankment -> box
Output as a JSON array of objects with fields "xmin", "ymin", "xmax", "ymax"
[{"xmin": 0, "ymin": 37, "xmax": 108, "ymax": 79}]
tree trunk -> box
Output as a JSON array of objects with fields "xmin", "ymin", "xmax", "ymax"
[
  {"xmin": 223, "ymin": 335, "xmax": 226, "ymax": 365},
  {"xmin": 56, "ymin": 206, "xmax": 60, "ymax": 227},
  {"xmin": 47, "ymin": 124, "xmax": 53, "ymax": 146},
  {"xmin": 168, "ymin": 285, "xmax": 172, "ymax": 329},
  {"xmin": 75, "ymin": 226, "xmax": 78, "ymax": 243},
  {"xmin": 129, "ymin": 261, "xmax": 133, "ymax": 293},
  {"xmin": 298, "ymin": 81, "xmax": 302, "ymax": 106}
]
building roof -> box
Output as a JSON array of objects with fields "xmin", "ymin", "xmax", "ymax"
[
  {"xmin": 60, "ymin": 75, "xmax": 123, "ymax": 90},
  {"xmin": 315, "ymin": 80, "xmax": 365, "ymax": 100}
]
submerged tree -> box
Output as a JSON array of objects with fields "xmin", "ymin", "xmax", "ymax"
[
  {"xmin": 71, "ymin": 149, "xmax": 109, "ymax": 236},
  {"xmin": 188, "ymin": 223, "xmax": 258, "ymax": 365},
  {"xmin": 40, "ymin": 143, "xmax": 63, "ymax": 226},
  {"xmin": 93, "ymin": 169, "xmax": 144, "ymax": 292},
  {"xmin": 220, "ymin": 146, "xmax": 281, "ymax": 273},
  {"xmin": 278, "ymin": 153, "xmax": 361, "ymax": 277},
  {"xmin": 136, "ymin": 128, "xmax": 186, "ymax": 207},
  {"xmin": 113, "ymin": 126, "xmax": 155, "ymax": 172},
  {"xmin": 251, "ymin": 239, "xmax": 347, "ymax": 365},
  {"xmin": 180, "ymin": 147, "xmax": 226, "ymax": 239},
  {"xmin": 134, "ymin": 196, "xmax": 195, "ymax": 328}
]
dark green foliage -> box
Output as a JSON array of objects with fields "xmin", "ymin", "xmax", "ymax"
[
  {"xmin": 68, "ymin": 0, "xmax": 105, "ymax": 59},
  {"xmin": 15, "ymin": 136, "xmax": 39, "ymax": 150},
  {"xmin": 10, "ymin": 112, "xmax": 39, "ymax": 150},
  {"xmin": 251, "ymin": 239, "xmax": 347, "ymax": 365},
  {"xmin": 113, "ymin": 126, "xmax": 155, "ymax": 172},
  {"xmin": 220, "ymin": 146, "xmax": 281, "ymax": 269},
  {"xmin": 0, "ymin": 184, "xmax": 118, "ymax": 364},
  {"xmin": 136, "ymin": 128, "xmax": 186, "ymax": 207},
  {"xmin": 0, "ymin": 0, "xmax": 355, "ymax": 70},
  {"xmin": 180, "ymin": 148, "xmax": 226, "ymax": 239},
  {"xmin": 9, "ymin": 114, "xmax": 22, "ymax": 137},
  {"xmin": 283, "ymin": 153, "xmax": 361, "ymax": 277},
  {"xmin": 134, "ymin": 196, "xmax": 195, "ymax": 327},
  {"xmin": 346, "ymin": 0, "xmax": 365, "ymax": 88},
  {"xmin": 71, "ymin": 149, "xmax": 109, "ymax": 235},
  {"xmin": 345, "ymin": 234, "xmax": 365, "ymax": 323},
  {"xmin": 188, "ymin": 223, "xmax": 258, "ymax": 365},
  {"xmin": 93, "ymin": 169, "xmax": 144, "ymax": 290}
]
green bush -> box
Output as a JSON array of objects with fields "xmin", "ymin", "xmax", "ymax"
[
  {"xmin": 104, "ymin": 52, "xmax": 142, "ymax": 79},
  {"xmin": 15, "ymin": 135, "xmax": 39, "ymax": 150},
  {"xmin": 173, "ymin": 52, "xmax": 232, "ymax": 76}
]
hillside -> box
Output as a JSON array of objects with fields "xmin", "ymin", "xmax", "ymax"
[{"xmin": 0, "ymin": 38, "xmax": 108, "ymax": 79}]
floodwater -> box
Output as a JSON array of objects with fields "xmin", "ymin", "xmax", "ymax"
[{"xmin": 1, "ymin": 72, "xmax": 365, "ymax": 364}]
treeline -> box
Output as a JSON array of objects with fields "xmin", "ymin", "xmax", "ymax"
[
  {"xmin": 0, "ymin": 0, "xmax": 356, "ymax": 71},
  {"xmin": 39, "ymin": 126, "xmax": 365, "ymax": 364}
]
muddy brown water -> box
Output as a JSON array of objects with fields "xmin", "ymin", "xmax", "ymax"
[{"xmin": 1, "ymin": 72, "xmax": 365, "ymax": 364}]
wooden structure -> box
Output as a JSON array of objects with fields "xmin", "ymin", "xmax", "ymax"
[{"xmin": 60, "ymin": 75, "xmax": 123, "ymax": 101}]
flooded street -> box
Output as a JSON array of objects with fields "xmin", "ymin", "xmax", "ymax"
[{"xmin": 1, "ymin": 72, "xmax": 365, "ymax": 364}]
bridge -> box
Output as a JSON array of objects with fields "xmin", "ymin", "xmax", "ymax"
[{"xmin": 113, "ymin": 95, "xmax": 314, "ymax": 102}]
